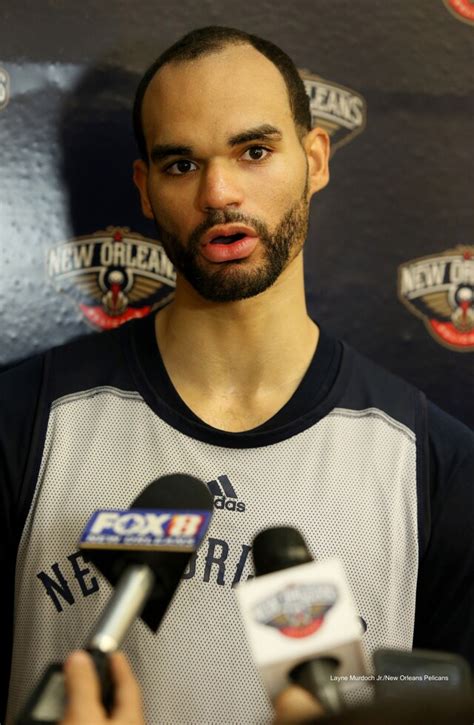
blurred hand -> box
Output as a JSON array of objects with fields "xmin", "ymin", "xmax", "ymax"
[
  {"xmin": 274, "ymin": 684, "xmax": 324, "ymax": 723},
  {"xmin": 61, "ymin": 650, "xmax": 144, "ymax": 725}
]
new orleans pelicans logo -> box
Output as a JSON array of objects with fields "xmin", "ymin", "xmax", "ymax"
[
  {"xmin": 299, "ymin": 71, "xmax": 366, "ymax": 154},
  {"xmin": 398, "ymin": 246, "xmax": 474, "ymax": 351},
  {"xmin": 47, "ymin": 227, "xmax": 176, "ymax": 330},
  {"xmin": 442, "ymin": 0, "xmax": 474, "ymax": 25},
  {"xmin": 253, "ymin": 583, "xmax": 337, "ymax": 638}
]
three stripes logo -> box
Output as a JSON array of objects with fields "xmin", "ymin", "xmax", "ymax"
[{"xmin": 206, "ymin": 475, "xmax": 246, "ymax": 513}]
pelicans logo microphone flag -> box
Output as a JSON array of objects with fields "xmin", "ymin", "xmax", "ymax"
[
  {"xmin": 236, "ymin": 559, "xmax": 367, "ymax": 699},
  {"xmin": 253, "ymin": 582, "xmax": 338, "ymax": 638}
]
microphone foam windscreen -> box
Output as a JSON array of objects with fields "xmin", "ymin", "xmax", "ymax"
[
  {"xmin": 133, "ymin": 473, "xmax": 214, "ymax": 511},
  {"xmin": 253, "ymin": 526, "xmax": 313, "ymax": 576},
  {"xmin": 82, "ymin": 473, "xmax": 213, "ymax": 631}
]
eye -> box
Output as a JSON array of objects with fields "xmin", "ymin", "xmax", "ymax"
[
  {"xmin": 241, "ymin": 146, "xmax": 272, "ymax": 162},
  {"xmin": 164, "ymin": 159, "xmax": 198, "ymax": 175}
]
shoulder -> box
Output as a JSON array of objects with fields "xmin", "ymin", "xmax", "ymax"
[
  {"xmin": 414, "ymin": 401, "xmax": 473, "ymax": 664},
  {"xmin": 0, "ymin": 354, "xmax": 48, "ymax": 463},
  {"xmin": 47, "ymin": 324, "xmax": 131, "ymax": 395},
  {"xmin": 337, "ymin": 342, "xmax": 473, "ymax": 490},
  {"xmin": 0, "ymin": 322, "xmax": 138, "ymax": 474},
  {"xmin": 0, "ymin": 352, "xmax": 46, "ymax": 405},
  {"xmin": 426, "ymin": 400, "xmax": 473, "ymax": 510},
  {"xmin": 0, "ymin": 321, "xmax": 139, "ymax": 406},
  {"xmin": 0, "ymin": 322, "xmax": 143, "ymax": 533},
  {"xmin": 428, "ymin": 400, "xmax": 474, "ymax": 463},
  {"xmin": 336, "ymin": 342, "xmax": 425, "ymax": 436}
]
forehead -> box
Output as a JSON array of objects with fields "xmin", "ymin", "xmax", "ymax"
[{"xmin": 141, "ymin": 44, "xmax": 295, "ymax": 145}]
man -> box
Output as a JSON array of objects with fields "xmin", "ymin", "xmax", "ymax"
[{"xmin": 1, "ymin": 26, "xmax": 473, "ymax": 725}]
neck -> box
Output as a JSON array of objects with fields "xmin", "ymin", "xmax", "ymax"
[{"xmin": 155, "ymin": 253, "xmax": 318, "ymax": 398}]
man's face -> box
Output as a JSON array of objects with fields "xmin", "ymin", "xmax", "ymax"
[{"xmin": 134, "ymin": 44, "xmax": 326, "ymax": 302}]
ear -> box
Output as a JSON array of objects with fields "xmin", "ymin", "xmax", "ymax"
[
  {"xmin": 133, "ymin": 159, "xmax": 154, "ymax": 219},
  {"xmin": 303, "ymin": 126, "xmax": 330, "ymax": 197}
]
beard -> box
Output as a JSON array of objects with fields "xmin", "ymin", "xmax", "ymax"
[{"xmin": 155, "ymin": 182, "xmax": 310, "ymax": 303}]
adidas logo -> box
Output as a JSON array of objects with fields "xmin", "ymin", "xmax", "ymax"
[{"xmin": 206, "ymin": 474, "xmax": 246, "ymax": 513}]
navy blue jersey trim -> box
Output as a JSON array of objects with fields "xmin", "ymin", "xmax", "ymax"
[
  {"xmin": 413, "ymin": 403, "xmax": 474, "ymax": 667},
  {"xmin": 121, "ymin": 318, "xmax": 353, "ymax": 449},
  {"xmin": 16, "ymin": 351, "xmax": 51, "ymax": 544},
  {"xmin": 130, "ymin": 312, "xmax": 342, "ymax": 432},
  {"xmin": 336, "ymin": 343, "xmax": 419, "ymax": 435},
  {"xmin": 414, "ymin": 389, "xmax": 430, "ymax": 561},
  {"xmin": 0, "ymin": 352, "xmax": 51, "ymax": 723}
]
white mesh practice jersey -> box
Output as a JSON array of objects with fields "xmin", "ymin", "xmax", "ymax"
[{"xmin": 1, "ymin": 314, "xmax": 473, "ymax": 724}]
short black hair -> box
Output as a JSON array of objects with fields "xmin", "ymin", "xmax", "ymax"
[{"xmin": 132, "ymin": 26, "xmax": 311, "ymax": 162}]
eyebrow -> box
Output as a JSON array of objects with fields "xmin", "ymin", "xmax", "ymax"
[
  {"xmin": 228, "ymin": 124, "xmax": 283, "ymax": 146},
  {"xmin": 150, "ymin": 144, "xmax": 193, "ymax": 163},
  {"xmin": 149, "ymin": 124, "xmax": 283, "ymax": 164}
]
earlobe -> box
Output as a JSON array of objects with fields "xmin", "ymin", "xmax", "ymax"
[
  {"xmin": 132, "ymin": 159, "xmax": 154, "ymax": 219},
  {"xmin": 305, "ymin": 127, "xmax": 330, "ymax": 196}
]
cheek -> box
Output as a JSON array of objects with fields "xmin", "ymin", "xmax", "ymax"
[
  {"xmin": 253, "ymin": 155, "xmax": 305, "ymax": 206},
  {"xmin": 148, "ymin": 185, "xmax": 190, "ymax": 234},
  {"xmin": 249, "ymin": 172, "xmax": 304, "ymax": 224}
]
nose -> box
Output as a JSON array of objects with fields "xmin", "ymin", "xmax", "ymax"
[{"xmin": 197, "ymin": 160, "xmax": 244, "ymax": 212}]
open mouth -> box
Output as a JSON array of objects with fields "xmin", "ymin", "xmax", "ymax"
[
  {"xmin": 200, "ymin": 229, "xmax": 259, "ymax": 262},
  {"xmin": 209, "ymin": 233, "xmax": 247, "ymax": 244}
]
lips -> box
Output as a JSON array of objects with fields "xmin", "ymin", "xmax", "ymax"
[
  {"xmin": 200, "ymin": 225, "xmax": 259, "ymax": 263},
  {"xmin": 201, "ymin": 224, "xmax": 258, "ymax": 246},
  {"xmin": 209, "ymin": 232, "xmax": 247, "ymax": 245}
]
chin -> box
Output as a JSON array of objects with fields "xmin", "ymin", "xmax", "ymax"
[{"xmin": 186, "ymin": 262, "xmax": 284, "ymax": 303}]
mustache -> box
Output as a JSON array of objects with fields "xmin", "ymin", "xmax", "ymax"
[{"xmin": 188, "ymin": 210, "xmax": 270, "ymax": 248}]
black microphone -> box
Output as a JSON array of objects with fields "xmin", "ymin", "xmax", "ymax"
[
  {"xmin": 237, "ymin": 526, "xmax": 366, "ymax": 715},
  {"xmin": 17, "ymin": 473, "xmax": 213, "ymax": 725}
]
